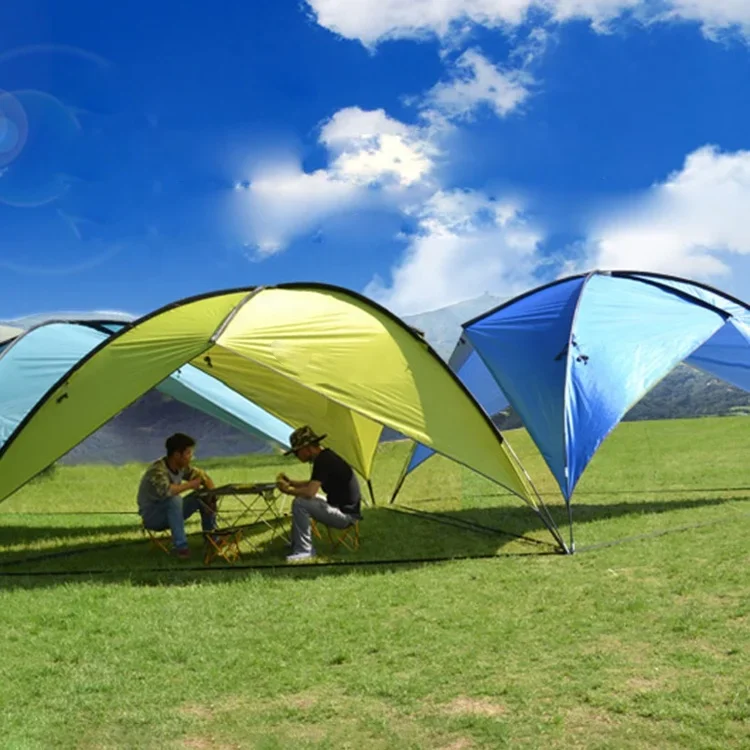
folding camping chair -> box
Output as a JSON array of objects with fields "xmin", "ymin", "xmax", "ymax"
[
  {"xmin": 310, "ymin": 517, "xmax": 361, "ymax": 552},
  {"xmin": 140, "ymin": 518, "xmax": 172, "ymax": 555},
  {"xmin": 202, "ymin": 527, "xmax": 244, "ymax": 565}
]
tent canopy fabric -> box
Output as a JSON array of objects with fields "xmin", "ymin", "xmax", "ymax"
[
  {"xmin": 397, "ymin": 334, "xmax": 511, "ymax": 482},
  {"xmin": 458, "ymin": 270, "xmax": 750, "ymax": 502},
  {"xmin": 0, "ymin": 284, "xmax": 537, "ymax": 516},
  {"xmin": 0, "ymin": 319, "xmax": 293, "ymax": 458}
]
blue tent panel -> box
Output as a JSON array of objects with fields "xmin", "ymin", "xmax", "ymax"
[
  {"xmin": 464, "ymin": 276, "xmax": 587, "ymax": 495},
  {"xmin": 685, "ymin": 318, "xmax": 750, "ymax": 393},
  {"xmin": 565, "ymin": 274, "xmax": 728, "ymax": 496},
  {"xmin": 405, "ymin": 442, "xmax": 434, "ymax": 474}
]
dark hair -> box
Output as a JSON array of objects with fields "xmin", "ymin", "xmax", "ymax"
[{"xmin": 165, "ymin": 433, "xmax": 196, "ymax": 456}]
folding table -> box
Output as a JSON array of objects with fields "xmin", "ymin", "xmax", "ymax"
[{"xmin": 196, "ymin": 482, "xmax": 290, "ymax": 562}]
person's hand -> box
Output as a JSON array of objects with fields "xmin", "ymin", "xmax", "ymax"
[{"xmin": 187, "ymin": 477, "xmax": 202, "ymax": 490}]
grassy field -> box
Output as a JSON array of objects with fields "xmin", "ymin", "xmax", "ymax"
[{"xmin": 0, "ymin": 416, "xmax": 748, "ymax": 748}]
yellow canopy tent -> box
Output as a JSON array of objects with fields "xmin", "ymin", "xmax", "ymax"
[{"xmin": 0, "ymin": 283, "xmax": 563, "ymax": 548}]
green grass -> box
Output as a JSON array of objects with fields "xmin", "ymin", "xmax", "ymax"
[{"xmin": 0, "ymin": 416, "xmax": 748, "ymax": 749}]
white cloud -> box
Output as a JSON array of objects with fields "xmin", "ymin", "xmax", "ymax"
[
  {"xmin": 421, "ymin": 49, "xmax": 533, "ymax": 120},
  {"xmin": 236, "ymin": 160, "xmax": 366, "ymax": 256},
  {"xmin": 584, "ymin": 146, "xmax": 750, "ymax": 279},
  {"xmin": 366, "ymin": 188, "xmax": 544, "ymax": 315},
  {"xmin": 305, "ymin": 0, "xmax": 750, "ymax": 47},
  {"xmin": 234, "ymin": 108, "xmax": 437, "ymax": 254},
  {"xmin": 321, "ymin": 107, "xmax": 437, "ymax": 186}
]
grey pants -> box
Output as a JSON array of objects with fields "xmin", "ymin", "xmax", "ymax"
[{"xmin": 291, "ymin": 496, "xmax": 358, "ymax": 554}]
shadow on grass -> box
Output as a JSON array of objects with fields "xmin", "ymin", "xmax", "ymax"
[
  {"xmin": 409, "ymin": 493, "xmax": 746, "ymax": 537},
  {"xmin": 0, "ymin": 494, "xmax": 746, "ymax": 589},
  {"xmin": 0, "ymin": 521, "xmax": 139, "ymax": 547}
]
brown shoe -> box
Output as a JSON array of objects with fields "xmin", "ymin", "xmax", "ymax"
[{"xmin": 174, "ymin": 547, "xmax": 191, "ymax": 559}]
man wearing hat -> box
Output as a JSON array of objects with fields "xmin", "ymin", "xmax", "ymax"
[{"xmin": 276, "ymin": 425, "xmax": 362, "ymax": 561}]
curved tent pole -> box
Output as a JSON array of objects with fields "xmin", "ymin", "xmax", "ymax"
[{"xmin": 609, "ymin": 270, "xmax": 750, "ymax": 314}]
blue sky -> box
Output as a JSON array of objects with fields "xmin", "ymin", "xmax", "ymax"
[{"xmin": 2, "ymin": 0, "xmax": 750, "ymax": 320}]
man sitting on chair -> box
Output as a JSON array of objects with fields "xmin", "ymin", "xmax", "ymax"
[
  {"xmin": 137, "ymin": 432, "xmax": 217, "ymax": 559},
  {"xmin": 277, "ymin": 426, "xmax": 361, "ymax": 562}
]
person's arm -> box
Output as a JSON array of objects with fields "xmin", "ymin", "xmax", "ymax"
[
  {"xmin": 188, "ymin": 467, "xmax": 215, "ymax": 490},
  {"xmin": 278, "ymin": 473, "xmax": 308, "ymax": 489},
  {"xmin": 277, "ymin": 476, "xmax": 322, "ymax": 498},
  {"xmin": 169, "ymin": 477, "xmax": 202, "ymax": 495}
]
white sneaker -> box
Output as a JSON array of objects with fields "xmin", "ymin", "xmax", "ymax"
[{"xmin": 286, "ymin": 549, "xmax": 316, "ymax": 562}]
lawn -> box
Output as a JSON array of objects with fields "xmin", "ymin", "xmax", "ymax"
[{"xmin": 0, "ymin": 416, "xmax": 748, "ymax": 748}]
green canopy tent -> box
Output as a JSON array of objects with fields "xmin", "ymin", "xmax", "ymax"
[{"xmin": 0, "ymin": 283, "xmax": 566, "ymax": 551}]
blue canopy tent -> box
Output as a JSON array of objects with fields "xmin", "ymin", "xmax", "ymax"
[
  {"xmin": 0, "ymin": 319, "xmax": 293, "ymax": 462},
  {"xmin": 391, "ymin": 270, "xmax": 750, "ymax": 551}
]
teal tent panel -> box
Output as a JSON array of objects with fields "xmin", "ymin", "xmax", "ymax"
[
  {"xmin": 0, "ymin": 322, "xmax": 291, "ymax": 454},
  {"xmin": 158, "ymin": 366, "xmax": 291, "ymax": 448},
  {"xmin": 0, "ymin": 323, "xmax": 102, "ymax": 448}
]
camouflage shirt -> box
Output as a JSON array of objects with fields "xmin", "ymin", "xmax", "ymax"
[{"xmin": 136, "ymin": 458, "xmax": 204, "ymax": 516}]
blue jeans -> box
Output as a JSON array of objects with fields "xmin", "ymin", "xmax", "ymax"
[{"xmin": 141, "ymin": 492, "xmax": 216, "ymax": 550}]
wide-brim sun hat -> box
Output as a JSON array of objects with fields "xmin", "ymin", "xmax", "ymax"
[{"xmin": 284, "ymin": 425, "xmax": 327, "ymax": 455}]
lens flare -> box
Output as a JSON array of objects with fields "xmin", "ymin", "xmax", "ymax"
[
  {"xmin": 0, "ymin": 90, "xmax": 80, "ymax": 208},
  {"xmin": 0, "ymin": 90, "xmax": 28, "ymax": 167}
]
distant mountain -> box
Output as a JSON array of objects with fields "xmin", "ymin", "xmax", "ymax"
[
  {"xmin": 403, "ymin": 292, "xmax": 504, "ymax": 359},
  {"xmin": 60, "ymin": 390, "xmax": 275, "ymax": 465},
  {"xmin": 4, "ymin": 293, "xmax": 750, "ymax": 466}
]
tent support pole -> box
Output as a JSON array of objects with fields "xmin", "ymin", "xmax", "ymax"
[
  {"xmin": 567, "ymin": 501, "xmax": 575, "ymax": 554},
  {"xmin": 389, "ymin": 472, "xmax": 407, "ymax": 505},
  {"xmin": 367, "ymin": 479, "xmax": 376, "ymax": 506},
  {"xmin": 500, "ymin": 436, "xmax": 568, "ymax": 553}
]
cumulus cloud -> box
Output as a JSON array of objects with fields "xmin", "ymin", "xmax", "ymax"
[
  {"xmin": 235, "ymin": 160, "xmax": 366, "ymax": 256},
  {"xmin": 305, "ymin": 0, "xmax": 750, "ymax": 47},
  {"xmin": 365, "ymin": 188, "xmax": 544, "ymax": 315},
  {"xmin": 321, "ymin": 107, "xmax": 437, "ymax": 186},
  {"xmin": 421, "ymin": 49, "xmax": 533, "ymax": 120},
  {"xmin": 583, "ymin": 145, "xmax": 750, "ymax": 279},
  {"xmin": 233, "ymin": 107, "xmax": 437, "ymax": 255}
]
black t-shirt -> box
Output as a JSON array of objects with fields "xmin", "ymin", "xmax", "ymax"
[{"xmin": 311, "ymin": 448, "xmax": 361, "ymax": 516}]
